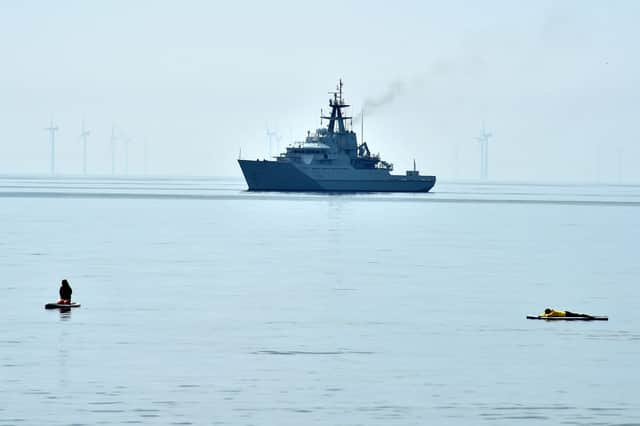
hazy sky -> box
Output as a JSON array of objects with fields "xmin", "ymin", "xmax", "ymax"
[{"xmin": 1, "ymin": 0, "xmax": 638, "ymax": 181}]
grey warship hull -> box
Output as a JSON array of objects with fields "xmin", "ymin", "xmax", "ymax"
[{"xmin": 238, "ymin": 159, "xmax": 436, "ymax": 192}]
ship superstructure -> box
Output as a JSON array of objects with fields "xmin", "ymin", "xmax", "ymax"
[{"xmin": 238, "ymin": 80, "xmax": 436, "ymax": 192}]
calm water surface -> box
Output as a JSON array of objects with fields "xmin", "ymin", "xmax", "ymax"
[{"xmin": 1, "ymin": 177, "xmax": 639, "ymax": 425}]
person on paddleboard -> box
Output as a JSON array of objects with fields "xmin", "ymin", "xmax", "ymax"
[
  {"xmin": 542, "ymin": 308, "xmax": 594, "ymax": 319},
  {"xmin": 57, "ymin": 279, "xmax": 72, "ymax": 305}
]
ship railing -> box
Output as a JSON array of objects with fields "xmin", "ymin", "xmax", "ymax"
[{"xmin": 375, "ymin": 161, "xmax": 393, "ymax": 170}]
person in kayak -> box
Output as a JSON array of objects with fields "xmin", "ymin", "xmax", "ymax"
[
  {"xmin": 57, "ymin": 279, "xmax": 72, "ymax": 304},
  {"xmin": 543, "ymin": 308, "xmax": 594, "ymax": 319}
]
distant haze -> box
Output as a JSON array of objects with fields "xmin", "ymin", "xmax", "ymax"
[{"xmin": 1, "ymin": 0, "xmax": 638, "ymax": 182}]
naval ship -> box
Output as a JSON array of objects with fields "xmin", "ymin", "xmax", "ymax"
[{"xmin": 238, "ymin": 80, "xmax": 436, "ymax": 192}]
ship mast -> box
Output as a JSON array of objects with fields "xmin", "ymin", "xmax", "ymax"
[{"xmin": 321, "ymin": 79, "xmax": 351, "ymax": 134}]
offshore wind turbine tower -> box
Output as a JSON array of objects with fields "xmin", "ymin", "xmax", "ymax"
[
  {"xmin": 44, "ymin": 121, "xmax": 59, "ymax": 175},
  {"xmin": 123, "ymin": 135, "xmax": 130, "ymax": 175},
  {"xmin": 266, "ymin": 128, "xmax": 278, "ymax": 158},
  {"xmin": 110, "ymin": 125, "xmax": 117, "ymax": 175},
  {"xmin": 80, "ymin": 120, "xmax": 90, "ymax": 175},
  {"xmin": 476, "ymin": 123, "xmax": 492, "ymax": 180}
]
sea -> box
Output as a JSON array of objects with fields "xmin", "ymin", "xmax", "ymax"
[{"xmin": 1, "ymin": 176, "xmax": 639, "ymax": 426}]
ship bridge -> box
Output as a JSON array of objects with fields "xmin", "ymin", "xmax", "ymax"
[
  {"xmin": 286, "ymin": 142, "xmax": 330, "ymax": 154},
  {"xmin": 276, "ymin": 79, "xmax": 392, "ymax": 170}
]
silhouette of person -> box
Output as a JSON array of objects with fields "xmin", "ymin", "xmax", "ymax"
[{"xmin": 58, "ymin": 279, "xmax": 72, "ymax": 304}]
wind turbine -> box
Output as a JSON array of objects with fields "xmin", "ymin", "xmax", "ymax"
[
  {"xmin": 110, "ymin": 124, "xmax": 117, "ymax": 175},
  {"xmin": 266, "ymin": 127, "xmax": 277, "ymax": 158},
  {"xmin": 119, "ymin": 129, "xmax": 131, "ymax": 176},
  {"xmin": 80, "ymin": 119, "xmax": 90, "ymax": 175},
  {"xmin": 274, "ymin": 132, "xmax": 282, "ymax": 154},
  {"xmin": 124, "ymin": 136, "xmax": 131, "ymax": 176},
  {"xmin": 476, "ymin": 123, "xmax": 493, "ymax": 180},
  {"xmin": 143, "ymin": 140, "xmax": 149, "ymax": 175},
  {"xmin": 44, "ymin": 120, "xmax": 59, "ymax": 175},
  {"xmin": 617, "ymin": 146, "xmax": 623, "ymax": 184}
]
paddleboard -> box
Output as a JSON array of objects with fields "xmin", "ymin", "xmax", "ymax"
[
  {"xmin": 526, "ymin": 315, "xmax": 607, "ymax": 321},
  {"xmin": 45, "ymin": 302, "xmax": 81, "ymax": 309}
]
